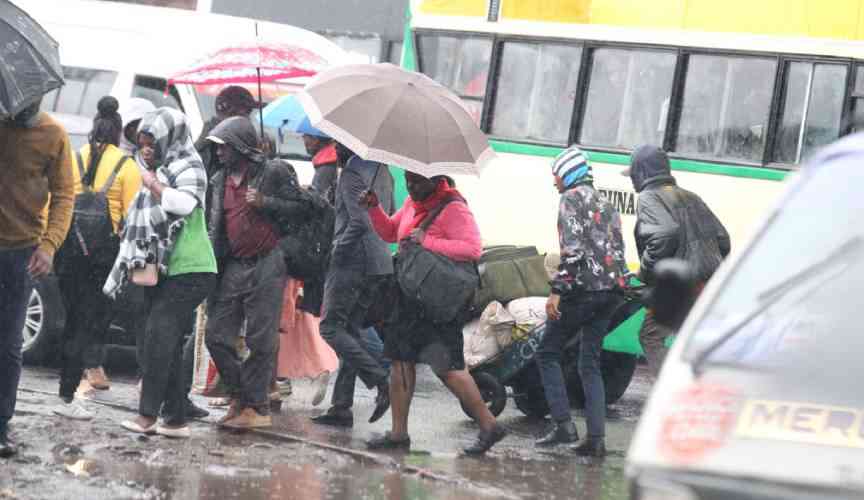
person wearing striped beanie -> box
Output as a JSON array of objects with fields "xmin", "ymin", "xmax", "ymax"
[
  {"xmin": 536, "ymin": 145, "xmax": 628, "ymax": 457},
  {"xmin": 552, "ymin": 146, "xmax": 593, "ymax": 191}
]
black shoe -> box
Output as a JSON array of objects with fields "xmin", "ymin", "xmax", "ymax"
[
  {"xmin": 311, "ymin": 408, "xmax": 354, "ymax": 428},
  {"xmin": 186, "ymin": 399, "xmax": 210, "ymax": 419},
  {"xmin": 0, "ymin": 432, "xmax": 17, "ymax": 459},
  {"xmin": 368, "ymin": 382, "xmax": 390, "ymax": 423},
  {"xmin": 572, "ymin": 438, "xmax": 606, "ymax": 458},
  {"xmin": 463, "ymin": 425, "xmax": 507, "ymax": 455},
  {"xmin": 366, "ymin": 432, "xmax": 411, "ymax": 450},
  {"xmin": 536, "ymin": 421, "xmax": 579, "ymax": 447}
]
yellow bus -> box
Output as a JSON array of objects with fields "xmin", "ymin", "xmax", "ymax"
[{"xmin": 402, "ymin": 0, "xmax": 864, "ymax": 265}]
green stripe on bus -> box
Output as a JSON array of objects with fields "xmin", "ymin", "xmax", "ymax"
[{"xmin": 489, "ymin": 140, "xmax": 789, "ymax": 182}]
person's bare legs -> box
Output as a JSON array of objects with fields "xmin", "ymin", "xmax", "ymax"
[
  {"xmin": 389, "ymin": 361, "xmax": 416, "ymax": 438},
  {"xmin": 440, "ymin": 369, "xmax": 496, "ymax": 432}
]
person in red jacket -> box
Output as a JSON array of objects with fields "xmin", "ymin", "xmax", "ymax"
[{"xmin": 360, "ymin": 171, "xmax": 507, "ymax": 455}]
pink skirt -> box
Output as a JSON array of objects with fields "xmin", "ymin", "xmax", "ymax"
[{"xmin": 277, "ymin": 279, "xmax": 338, "ymax": 379}]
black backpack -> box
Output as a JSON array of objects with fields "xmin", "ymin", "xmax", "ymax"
[
  {"xmin": 64, "ymin": 151, "xmax": 128, "ymax": 264},
  {"xmin": 278, "ymin": 186, "xmax": 335, "ymax": 281}
]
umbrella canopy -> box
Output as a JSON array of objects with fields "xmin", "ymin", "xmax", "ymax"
[
  {"xmin": 297, "ymin": 63, "xmax": 495, "ymax": 178},
  {"xmin": 262, "ymin": 94, "xmax": 328, "ymax": 138},
  {"xmin": 168, "ymin": 41, "xmax": 329, "ymax": 86},
  {"xmin": 0, "ymin": 0, "xmax": 64, "ymax": 117}
]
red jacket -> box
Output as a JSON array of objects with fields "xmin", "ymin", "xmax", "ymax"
[{"xmin": 369, "ymin": 198, "xmax": 482, "ymax": 262}]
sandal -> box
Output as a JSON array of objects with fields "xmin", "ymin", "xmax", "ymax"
[{"xmin": 366, "ymin": 432, "xmax": 411, "ymax": 450}]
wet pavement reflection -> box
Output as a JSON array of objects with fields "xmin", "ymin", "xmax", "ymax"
[{"xmin": 0, "ymin": 365, "xmax": 649, "ymax": 499}]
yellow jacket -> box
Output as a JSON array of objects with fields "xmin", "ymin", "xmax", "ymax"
[{"xmin": 72, "ymin": 144, "xmax": 141, "ymax": 233}]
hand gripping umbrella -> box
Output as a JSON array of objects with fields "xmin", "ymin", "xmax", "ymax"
[
  {"xmin": 0, "ymin": 0, "xmax": 64, "ymax": 118},
  {"xmin": 296, "ymin": 63, "xmax": 495, "ymax": 179}
]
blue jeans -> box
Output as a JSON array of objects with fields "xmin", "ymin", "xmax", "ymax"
[
  {"xmin": 0, "ymin": 247, "xmax": 35, "ymax": 433},
  {"xmin": 536, "ymin": 291, "xmax": 617, "ymax": 439}
]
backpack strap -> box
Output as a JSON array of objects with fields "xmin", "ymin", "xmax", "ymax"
[
  {"xmin": 74, "ymin": 151, "xmax": 87, "ymax": 189},
  {"xmin": 99, "ymin": 155, "xmax": 130, "ymax": 194}
]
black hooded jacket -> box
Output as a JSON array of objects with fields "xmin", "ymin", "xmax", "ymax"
[{"xmin": 629, "ymin": 145, "xmax": 731, "ymax": 284}]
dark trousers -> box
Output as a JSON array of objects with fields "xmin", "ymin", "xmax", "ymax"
[
  {"xmin": 206, "ymin": 251, "xmax": 287, "ymax": 414},
  {"xmin": 536, "ymin": 292, "xmax": 617, "ymax": 439},
  {"xmin": 0, "ymin": 247, "xmax": 35, "ymax": 433},
  {"xmin": 638, "ymin": 310, "xmax": 674, "ymax": 380},
  {"xmin": 82, "ymin": 344, "xmax": 106, "ymax": 369},
  {"xmin": 320, "ymin": 265, "xmax": 388, "ymax": 402},
  {"xmin": 56, "ymin": 257, "xmax": 113, "ymax": 400},
  {"xmin": 138, "ymin": 273, "xmax": 214, "ymax": 426},
  {"xmin": 331, "ymin": 327, "xmax": 386, "ymax": 409}
]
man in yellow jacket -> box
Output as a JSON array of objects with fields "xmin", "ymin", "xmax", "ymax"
[{"xmin": 0, "ymin": 100, "xmax": 74, "ymax": 457}]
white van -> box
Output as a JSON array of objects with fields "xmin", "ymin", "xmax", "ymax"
[{"xmin": 17, "ymin": 0, "xmax": 348, "ymax": 364}]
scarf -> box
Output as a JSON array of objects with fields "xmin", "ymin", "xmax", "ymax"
[
  {"xmin": 103, "ymin": 107, "xmax": 208, "ymax": 298},
  {"xmin": 404, "ymin": 178, "xmax": 463, "ymax": 236}
]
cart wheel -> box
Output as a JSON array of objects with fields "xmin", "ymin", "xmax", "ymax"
[
  {"xmin": 514, "ymin": 392, "xmax": 549, "ymax": 419},
  {"xmin": 462, "ymin": 371, "xmax": 506, "ymax": 418}
]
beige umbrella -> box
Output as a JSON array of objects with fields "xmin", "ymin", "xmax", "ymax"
[{"xmin": 296, "ymin": 63, "xmax": 494, "ymax": 178}]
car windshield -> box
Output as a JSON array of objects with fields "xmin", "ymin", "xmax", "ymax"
[{"xmin": 684, "ymin": 150, "xmax": 864, "ymax": 375}]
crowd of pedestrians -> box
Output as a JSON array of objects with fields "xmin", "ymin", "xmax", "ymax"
[{"xmin": 0, "ymin": 81, "xmax": 729, "ymax": 459}]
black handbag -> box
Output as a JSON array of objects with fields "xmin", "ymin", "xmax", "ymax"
[{"xmin": 396, "ymin": 197, "xmax": 480, "ymax": 324}]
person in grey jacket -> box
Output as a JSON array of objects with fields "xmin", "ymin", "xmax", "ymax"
[
  {"xmin": 627, "ymin": 145, "xmax": 730, "ymax": 379},
  {"xmin": 312, "ymin": 143, "xmax": 393, "ymax": 427}
]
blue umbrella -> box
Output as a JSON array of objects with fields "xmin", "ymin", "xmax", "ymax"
[{"xmin": 262, "ymin": 94, "xmax": 329, "ymax": 138}]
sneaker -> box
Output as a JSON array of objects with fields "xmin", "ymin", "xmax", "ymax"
[
  {"xmin": 121, "ymin": 419, "xmax": 157, "ymax": 435},
  {"xmin": 572, "ymin": 438, "xmax": 606, "ymax": 458},
  {"xmin": 53, "ymin": 400, "xmax": 94, "ymax": 421},
  {"xmin": 85, "ymin": 367, "xmax": 110, "ymax": 390},
  {"xmin": 156, "ymin": 424, "xmax": 191, "ymax": 439},
  {"xmin": 221, "ymin": 408, "xmax": 272, "ymax": 429},
  {"xmin": 0, "ymin": 431, "xmax": 17, "ymax": 458},
  {"xmin": 535, "ymin": 421, "xmax": 579, "ymax": 447},
  {"xmin": 310, "ymin": 372, "xmax": 330, "ymax": 407},
  {"xmin": 464, "ymin": 425, "xmax": 508, "ymax": 455}
]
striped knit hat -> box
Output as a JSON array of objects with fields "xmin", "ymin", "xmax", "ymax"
[{"xmin": 552, "ymin": 146, "xmax": 593, "ymax": 187}]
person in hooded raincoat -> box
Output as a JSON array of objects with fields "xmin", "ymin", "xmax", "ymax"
[{"xmin": 626, "ymin": 145, "xmax": 730, "ymax": 379}]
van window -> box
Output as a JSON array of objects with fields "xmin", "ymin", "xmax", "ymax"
[
  {"xmin": 675, "ymin": 55, "xmax": 777, "ymax": 162},
  {"xmin": 579, "ymin": 48, "xmax": 676, "ymax": 149},
  {"xmin": 491, "ymin": 42, "xmax": 582, "ymax": 144},
  {"xmin": 40, "ymin": 66, "xmax": 118, "ymax": 117},
  {"xmin": 774, "ymin": 62, "xmax": 847, "ymax": 164},
  {"xmin": 417, "ymin": 34, "xmax": 492, "ymax": 125},
  {"xmin": 133, "ymin": 75, "xmax": 183, "ymax": 111}
]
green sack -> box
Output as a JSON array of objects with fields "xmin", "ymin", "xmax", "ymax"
[{"xmin": 472, "ymin": 254, "xmax": 551, "ymax": 314}]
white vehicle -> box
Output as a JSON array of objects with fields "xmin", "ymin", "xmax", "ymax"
[{"xmin": 17, "ymin": 0, "xmax": 348, "ymax": 363}]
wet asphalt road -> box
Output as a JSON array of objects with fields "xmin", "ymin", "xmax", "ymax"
[{"xmin": 0, "ymin": 364, "xmax": 650, "ymax": 499}]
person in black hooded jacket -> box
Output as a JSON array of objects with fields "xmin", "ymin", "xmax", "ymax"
[{"xmin": 627, "ymin": 145, "xmax": 730, "ymax": 379}]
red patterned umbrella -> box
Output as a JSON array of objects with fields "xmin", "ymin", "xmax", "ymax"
[
  {"xmin": 168, "ymin": 41, "xmax": 328, "ymax": 86},
  {"xmin": 169, "ymin": 38, "xmax": 330, "ymax": 136}
]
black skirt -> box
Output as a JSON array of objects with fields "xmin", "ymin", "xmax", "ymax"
[{"xmin": 382, "ymin": 293, "xmax": 466, "ymax": 373}]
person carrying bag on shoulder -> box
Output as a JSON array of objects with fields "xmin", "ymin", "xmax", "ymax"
[{"xmin": 360, "ymin": 171, "xmax": 507, "ymax": 456}]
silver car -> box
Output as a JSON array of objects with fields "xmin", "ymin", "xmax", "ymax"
[{"xmin": 628, "ymin": 134, "xmax": 864, "ymax": 499}]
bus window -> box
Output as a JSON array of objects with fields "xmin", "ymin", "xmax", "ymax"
[
  {"xmin": 132, "ymin": 75, "xmax": 184, "ymax": 111},
  {"xmin": 490, "ymin": 42, "xmax": 581, "ymax": 144},
  {"xmin": 774, "ymin": 62, "xmax": 847, "ymax": 164},
  {"xmin": 675, "ymin": 55, "xmax": 777, "ymax": 162},
  {"xmin": 40, "ymin": 66, "xmax": 118, "ymax": 117},
  {"xmin": 853, "ymin": 67, "xmax": 864, "ymax": 134},
  {"xmin": 579, "ymin": 48, "xmax": 675, "ymax": 150},
  {"xmin": 417, "ymin": 34, "xmax": 492, "ymax": 125}
]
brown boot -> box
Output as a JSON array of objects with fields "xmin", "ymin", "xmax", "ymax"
[
  {"xmin": 85, "ymin": 367, "xmax": 110, "ymax": 390},
  {"xmin": 221, "ymin": 408, "xmax": 272, "ymax": 429},
  {"xmin": 217, "ymin": 399, "xmax": 241, "ymax": 425}
]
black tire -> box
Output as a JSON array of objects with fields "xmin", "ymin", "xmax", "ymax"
[
  {"xmin": 462, "ymin": 371, "xmax": 506, "ymax": 418},
  {"xmin": 510, "ymin": 370, "xmax": 549, "ymax": 418},
  {"xmin": 22, "ymin": 277, "xmax": 65, "ymax": 365},
  {"xmin": 565, "ymin": 348, "xmax": 638, "ymax": 408}
]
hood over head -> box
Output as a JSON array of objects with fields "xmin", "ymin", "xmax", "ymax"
[
  {"xmin": 206, "ymin": 116, "xmax": 265, "ymax": 164},
  {"xmin": 119, "ymin": 98, "xmax": 156, "ymax": 153},
  {"xmin": 552, "ymin": 145, "xmax": 593, "ymax": 189},
  {"xmin": 627, "ymin": 145, "xmax": 674, "ymax": 192}
]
